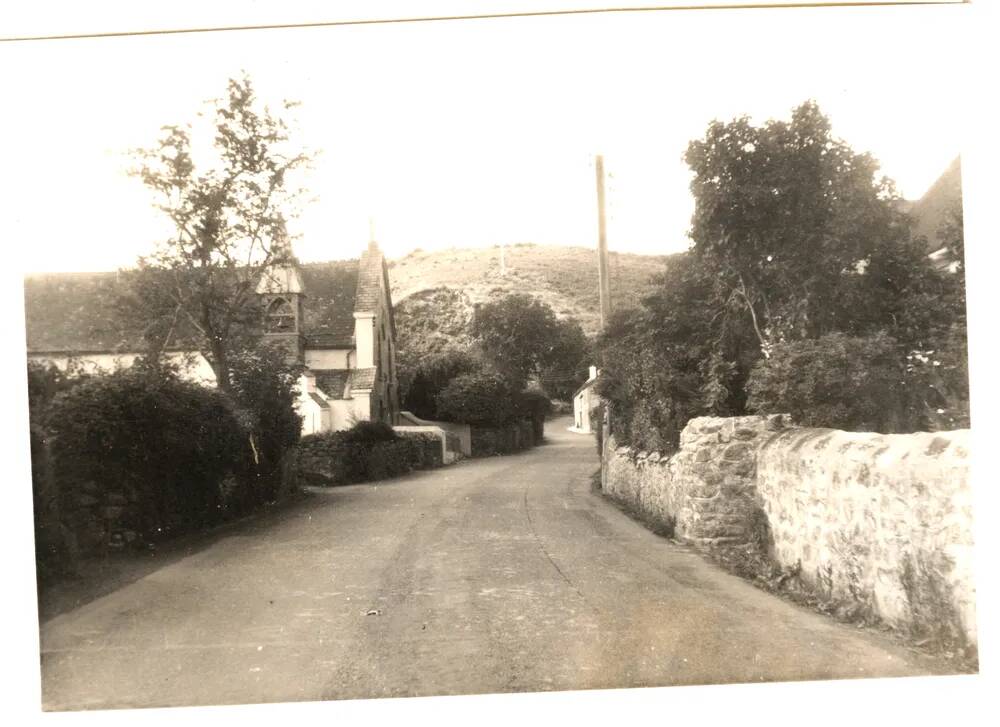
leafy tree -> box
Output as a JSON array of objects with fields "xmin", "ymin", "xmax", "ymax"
[
  {"xmin": 684, "ymin": 100, "xmax": 911, "ymax": 352},
  {"xmin": 471, "ymin": 293, "xmax": 590, "ymax": 395},
  {"xmin": 597, "ymin": 101, "xmax": 970, "ymax": 447},
  {"xmin": 125, "ymin": 75, "xmax": 311, "ymax": 392},
  {"xmin": 401, "ymin": 347, "xmax": 481, "ymax": 420},
  {"xmin": 595, "ymin": 255, "xmax": 724, "ymax": 452}
]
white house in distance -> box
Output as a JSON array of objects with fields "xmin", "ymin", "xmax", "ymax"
[
  {"xmin": 570, "ymin": 366, "xmax": 601, "ymax": 434},
  {"xmin": 23, "ymin": 240, "xmax": 400, "ymax": 436}
]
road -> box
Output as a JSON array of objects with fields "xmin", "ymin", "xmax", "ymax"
[{"xmin": 40, "ymin": 417, "xmax": 949, "ymax": 710}]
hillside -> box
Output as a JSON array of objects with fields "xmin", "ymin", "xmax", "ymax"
[
  {"xmin": 388, "ymin": 242, "xmax": 673, "ymax": 338},
  {"xmin": 909, "ymin": 156, "xmax": 962, "ymax": 251}
]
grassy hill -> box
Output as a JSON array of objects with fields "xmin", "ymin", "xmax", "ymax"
[{"xmin": 389, "ymin": 242, "xmax": 674, "ymax": 338}]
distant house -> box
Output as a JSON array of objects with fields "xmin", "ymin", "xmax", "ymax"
[
  {"xmin": 23, "ymin": 240, "xmax": 400, "ymax": 436},
  {"xmin": 570, "ymin": 366, "xmax": 601, "ymax": 434}
]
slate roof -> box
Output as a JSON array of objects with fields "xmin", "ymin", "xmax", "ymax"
[
  {"xmin": 23, "ymin": 256, "xmax": 380, "ymax": 354},
  {"xmin": 349, "ymin": 367, "xmax": 377, "ymax": 391},
  {"xmin": 311, "ymin": 367, "xmax": 377, "ymax": 399},
  {"xmin": 313, "ymin": 369, "xmax": 351, "ymax": 399}
]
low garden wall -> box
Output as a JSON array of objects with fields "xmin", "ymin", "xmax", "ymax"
[{"xmin": 603, "ymin": 415, "xmax": 976, "ymax": 646}]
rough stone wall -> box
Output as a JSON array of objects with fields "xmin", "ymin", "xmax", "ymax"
[
  {"xmin": 603, "ymin": 415, "xmax": 977, "ymax": 646},
  {"xmin": 604, "ymin": 415, "xmax": 787, "ymax": 545},
  {"xmin": 756, "ymin": 428, "xmax": 975, "ymax": 645}
]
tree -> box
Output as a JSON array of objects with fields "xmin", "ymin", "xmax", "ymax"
[
  {"xmin": 684, "ymin": 100, "xmax": 911, "ymax": 352},
  {"xmin": 126, "ymin": 75, "xmax": 311, "ymax": 392},
  {"xmin": 471, "ymin": 293, "xmax": 590, "ymax": 395},
  {"xmin": 400, "ymin": 347, "xmax": 481, "ymax": 420}
]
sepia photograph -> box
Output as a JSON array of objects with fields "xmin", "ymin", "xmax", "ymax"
[{"xmin": 3, "ymin": 1, "xmax": 994, "ymax": 723}]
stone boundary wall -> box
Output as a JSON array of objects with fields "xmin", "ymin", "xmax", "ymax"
[
  {"xmin": 604, "ymin": 416, "xmax": 787, "ymax": 545},
  {"xmin": 603, "ymin": 416, "xmax": 976, "ymax": 646},
  {"xmin": 399, "ymin": 411, "xmax": 472, "ymax": 456},
  {"xmin": 394, "ymin": 425, "xmax": 460, "ymax": 464},
  {"xmin": 756, "ymin": 428, "xmax": 975, "ymax": 645}
]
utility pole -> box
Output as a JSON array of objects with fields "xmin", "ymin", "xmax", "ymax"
[{"xmin": 595, "ymin": 155, "xmax": 612, "ymax": 329}]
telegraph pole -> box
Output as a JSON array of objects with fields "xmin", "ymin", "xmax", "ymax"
[{"xmin": 595, "ymin": 155, "xmax": 612, "ymax": 329}]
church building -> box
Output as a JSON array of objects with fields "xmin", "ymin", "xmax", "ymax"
[{"xmin": 24, "ymin": 240, "xmax": 400, "ymax": 436}]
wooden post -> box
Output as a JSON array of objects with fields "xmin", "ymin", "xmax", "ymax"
[{"xmin": 595, "ymin": 155, "xmax": 611, "ymax": 329}]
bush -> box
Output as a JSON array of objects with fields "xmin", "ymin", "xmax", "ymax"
[
  {"xmin": 45, "ymin": 367, "xmax": 245, "ymax": 539},
  {"xmin": 400, "ymin": 348, "xmax": 479, "ymax": 420},
  {"xmin": 747, "ymin": 332, "xmax": 910, "ymax": 432},
  {"xmin": 435, "ymin": 371, "xmax": 521, "ymax": 427},
  {"xmin": 296, "ymin": 423, "xmax": 441, "ymax": 486},
  {"xmin": 517, "ymin": 389, "xmax": 551, "ymax": 443}
]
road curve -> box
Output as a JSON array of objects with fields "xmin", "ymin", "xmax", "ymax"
[{"xmin": 40, "ymin": 417, "xmax": 950, "ymax": 710}]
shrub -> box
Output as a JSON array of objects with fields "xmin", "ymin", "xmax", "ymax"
[
  {"xmin": 517, "ymin": 389, "xmax": 551, "ymax": 443},
  {"xmin": 400, "ymin": 348, "xmax": 480, "ymax": 420},
  {"xmin": 747, "ymin": 332, "xmax": 909, "ymax": 432},
  {"xmin": 435, "ymin": 371, "xmax": 520, "ymax": 427},
  {"xmin": 228, "ymin": 346, "xmax": 303, "ymax": 510},
  {"xmin": 296, "ymin": 423, "xmax": 441, "ymax": 486},
  {"xmin": 45, "ymin": 367, "xmax": 245, "ymax": 539}
]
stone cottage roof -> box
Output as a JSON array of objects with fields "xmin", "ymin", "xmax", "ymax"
[
  {"xmin": 313, "ymin": 369, "xmax": 351, "ymax": 399},
  {"xmin": 23, "ymin": 255, "xmax": 383, "ymax": 355},
  {"xmin": 349, "ymin": 367, "xmax": 377, "ymax": 392},
  {"xmin": 311, "ymin": 367, "xmax": 377, "ymax": 399}
]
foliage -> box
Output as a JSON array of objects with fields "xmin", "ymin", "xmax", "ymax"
[
  {"xmin": 27, "ymin": 361, "xmax": 89, "ymax": 417},
  {"xmin": 296, "ymin": 423, "xmax": 440, "ymax": 486},
  {"xmin": 400, "ymin": 347, "xmax": 481, "ymax": 420},
  {"xmin": 125, "ymin": 75, "xmax": 311, "ymax": 391},
  {"xmin": 746, "ymin": 332, "xmax": 910, "ymax": 431},
  {"xmin": 597, "ymin": 101, "xmax": 969, "ymax": 448},
  {"xmin": 227, "ymin": 345, "xmax": 303, "ymax": 510},
  {"xmin": 685, "ymin": 100, "xmax": 911, "ymax": 350},
  {"xmin": 595, "ymin": 256, "xmax": 729, "ymax": 453},
  {"xmin": 472, "ymin": 293, "xmax": 590, "ymax": 395},
  {"xmin": 45, "ymin": 366, "xmax": 245, "ymax": 538},
  {"xmin": 435, "ymin": 371, "xmax": 521, "ymax": 427},
  {"xmin": 538, "ymin": 322, "xmax": 593, "ymax": 400}
]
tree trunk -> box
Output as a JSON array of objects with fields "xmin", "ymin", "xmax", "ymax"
[{"xmin": 209, "ymin": 340, "xmax": 232, "ymax": 393}]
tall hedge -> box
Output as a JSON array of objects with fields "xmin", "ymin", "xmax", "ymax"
[{"xmin": 45, "ymin": 367, "xmax": 245, "ymax": 538}]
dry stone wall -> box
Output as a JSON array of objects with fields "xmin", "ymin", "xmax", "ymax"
[{"xmin": 603, "ymin": 416, "xmax": 976, "ymax": 646}]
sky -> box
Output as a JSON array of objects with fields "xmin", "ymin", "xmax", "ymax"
[{"xmin": 2, "ymin": 1, "xmax": 969, "ymax": 271}]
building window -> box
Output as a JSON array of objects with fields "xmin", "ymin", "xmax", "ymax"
[{"xmin": 266, "ymin": 297, "xmax": 295, "ymax": 332}]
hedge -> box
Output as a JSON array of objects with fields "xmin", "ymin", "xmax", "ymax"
[
  {"xmin": 296, "ymin": 423, "xmax": 443, "ymax": 486},
  {"xmin": 30, "ymin": 355, "xmax": 302, "ymax": 572}
]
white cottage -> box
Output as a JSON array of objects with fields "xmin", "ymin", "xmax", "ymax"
[
  {"xmin": 24, "ymin": 240, "xmax": 400, "ymax": 436},
  {"xmin": 570, "ymin": 366, "xmax": 601, "ymax": 434}
]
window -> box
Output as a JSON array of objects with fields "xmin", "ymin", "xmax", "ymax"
[{"xmin": 266, "ymin": 298, "xmax": 295, "ymax": 332}]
